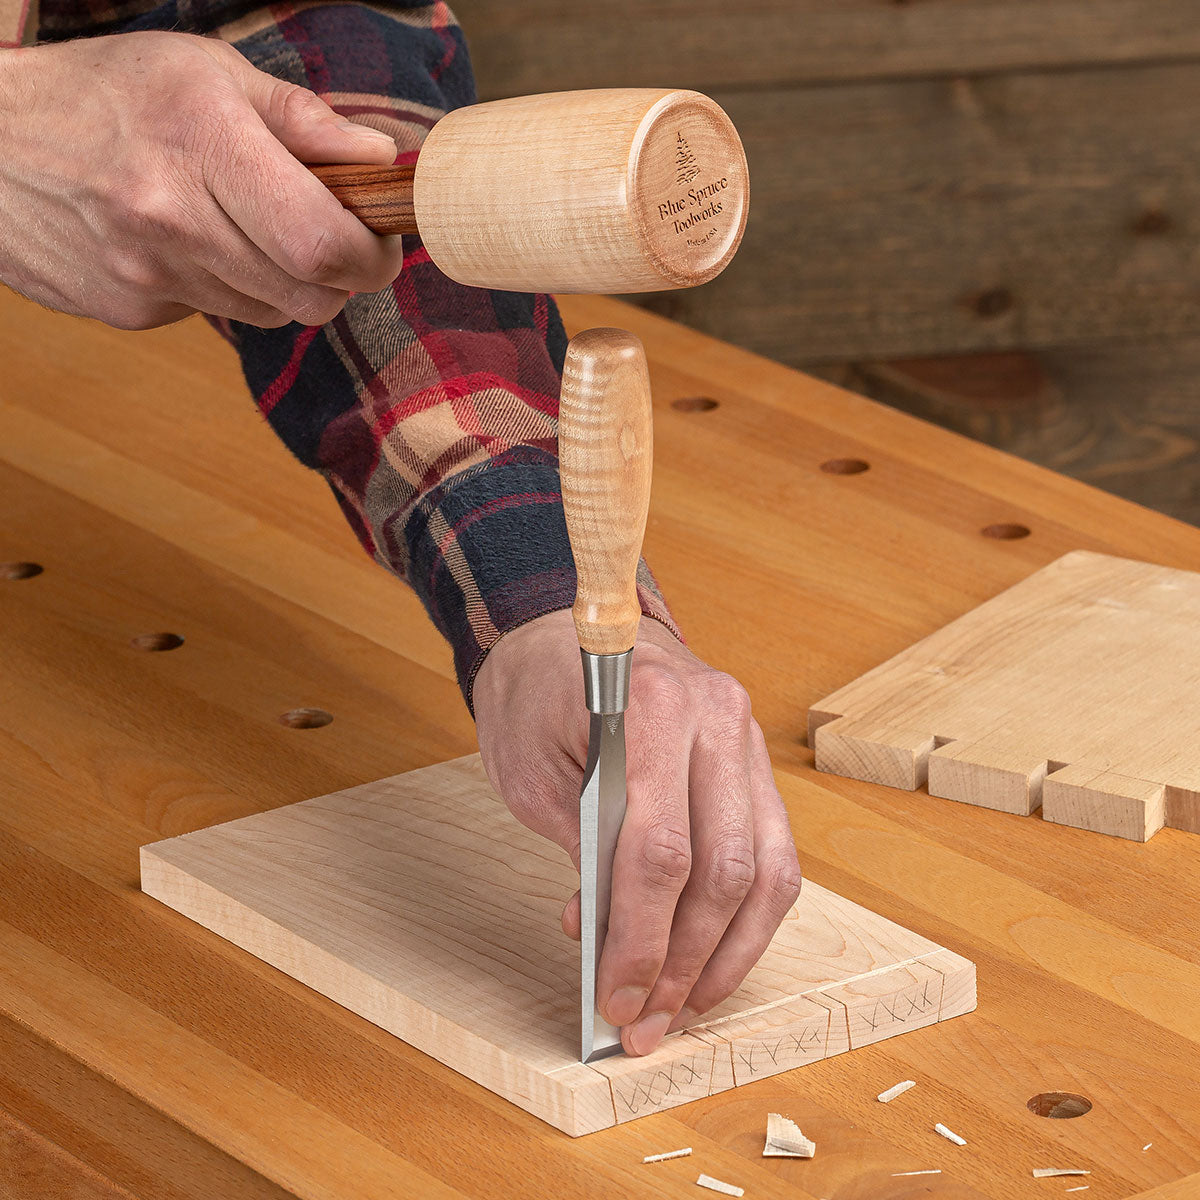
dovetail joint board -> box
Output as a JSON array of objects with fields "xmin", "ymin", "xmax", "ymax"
[
  {"xmin": 140, "ymin": 754, "xmax": 975, "ymax": 1135},
  {"xmin": 809, "ymin": 550, "xmax": 1200, "ymax": 842}
]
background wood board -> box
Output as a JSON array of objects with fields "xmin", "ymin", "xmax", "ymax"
[
  {"xmin": 455, "ymin": 0, "xmax": 1200, "ymax": 93},
  {"xmin": 140, "ymin": 754, "xmax": 975, "ymax": 1136},
  {"xmin": 3, "ymin": 286, "xmax": 1200, "ymax": 1194},
  {"xmin": 810, "ymin": 549, "xmax": 1200, "ymax": 840}
]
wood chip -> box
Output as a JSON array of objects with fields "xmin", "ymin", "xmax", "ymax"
[
  {"xmin": 892, "ymin": 1170, "xmax": 942, "ymax": 1176},
  {"xmin": 1032, "ymin": 1168, "xmax": 1091, "ymax": 1178},
  {"xmin": 878, "ymin": 1080, "xmax": 916, "ymax": 1103},
  {"xmin": 697, "ymin": 1175, "xmax": 744, "ymax": 1197},
  {"xmin": 643, "ymin": 1147, "xmax": 692, "ymax": 1164},
  {"xmin": 934, "ymin": 1123, "xmax": 966, "ymax": 1145},
  {"xmin": 762, "ymin": 1112, "xmax": 816, "ymax": 1158}
]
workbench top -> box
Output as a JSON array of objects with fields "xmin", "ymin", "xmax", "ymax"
[{"xmin": 1, "ymin": 287, "xmax": 1197, "ymax": 1200}]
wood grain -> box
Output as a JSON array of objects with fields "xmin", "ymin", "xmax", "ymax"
[
  {"xmin": 140, "ymin": 754, "xmax": 974, "ymax": 1135},
  {"xmin": 3, "ymin": 283, "xmax": 1200, "ymax": 1193},
  {"xmin": 560, "ymin": 328, "xmax": 654, "ymax": 654},
  {"xmin": 810, "ymin": 550, "xmax": 1200, "ymax": 841},
  {"xmin": 307, "ymin": 163, "xmax": 417, "ymax": 236}
]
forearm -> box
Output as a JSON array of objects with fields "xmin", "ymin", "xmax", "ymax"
[{"xmin": 197, "ymin": 1, "xmax": 681, "ymax": 713}]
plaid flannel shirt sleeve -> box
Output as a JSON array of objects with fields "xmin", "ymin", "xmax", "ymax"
[{"xmin": 35, "ymin": 0, "xmax": 682, "ymax": 716}]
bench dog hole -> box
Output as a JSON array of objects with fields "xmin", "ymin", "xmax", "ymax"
[
  {"xmin": 820, "ymin": 458, "xmax": 870, "ymax": 475},
  {"xmin": 1027, "ymin": 1092, "xmax": 1092, "ymax": 1119},
  {"xmin": 982, "ymin": 522, "xmax": 1031, "ymax": 540},
  {"xmin": 130, "ymin": 633, "xmax": 184, "ymax": 652},
  {"xmin": 672, "ymin": 396, "xmax": 719, "ymax": 412},
  {"xmin": 279, "ymin": 708, "xmax": 333, "ymax": 730},
  {"xmin": 1, "ymin": 561, "xmax": 44, "ymax": 580}
]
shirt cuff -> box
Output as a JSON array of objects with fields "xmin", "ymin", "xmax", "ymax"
[{"xmin": 401, "ymin": 446, "xmax": 682, "ymax": 717}]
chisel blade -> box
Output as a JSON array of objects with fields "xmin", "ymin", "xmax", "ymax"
[{"xmin": 579, "ymin": 708, "xmax": 628, "ymax": 1063}]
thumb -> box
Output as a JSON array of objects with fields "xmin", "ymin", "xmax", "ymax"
[{"xmin": 230, "ymin": 55, "xmax": 397, "ymax": 165}]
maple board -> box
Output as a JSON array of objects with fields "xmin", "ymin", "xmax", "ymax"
[
  {"xmin": 140, "ymin": 754, "xmax": 975, "ymax": 1136},
  {"xmin": 810, "ymin": 549, "xmax": 1200, "ymax": 842}
]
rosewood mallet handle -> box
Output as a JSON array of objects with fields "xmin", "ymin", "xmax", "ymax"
[{"xmin": 307, "ymin": 163, "xmax": 417, "ymax": 237}]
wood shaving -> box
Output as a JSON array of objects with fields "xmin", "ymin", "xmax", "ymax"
[
  {"xmin": 878, "ymin": 1080, "xmax": 916, "ymax": 1103},
  {"xmin": 762, "ymin": 1112, "xmax": 816, "ymax": 1158},
  {"xmin": 697, "ymin": 1175, "xmax": 743, "ymax": 1197},
  {"xmin": 892, "ymin": 1170, "xmax": 942, "ymax": 1176},
  {"xmin": 934, "ymin": 1123, "xmax": 966, "ymax": 1146},
  {"xmin": 1032, "ymin": 1168, "xmax": 1091, "ymax": 1178},
  {"xmin": 643, "ymin": 1147, "xmax": 692, "ymax": 1163}
]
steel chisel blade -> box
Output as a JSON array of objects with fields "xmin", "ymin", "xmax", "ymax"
[{"xmin": 579, "ymin": 710, "xmax": 628, "ymax": 1063}]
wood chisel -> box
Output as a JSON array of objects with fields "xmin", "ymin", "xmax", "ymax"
[{"xmin": 558, "ymin": 327, "xmax": 654, "ymax": 1062}]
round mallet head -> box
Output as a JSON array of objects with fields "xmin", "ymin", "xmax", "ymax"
[{"xmin": 412, "ymin": 88, "xmax": 749, "ymax": 294}]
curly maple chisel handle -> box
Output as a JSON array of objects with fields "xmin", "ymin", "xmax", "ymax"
[{"xmin": 559, "ymin": 328, "xmax": 654, "ymax": 657}]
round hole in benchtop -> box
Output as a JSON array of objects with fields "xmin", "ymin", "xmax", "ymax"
[
  {"xmin": 671, "ymin": 396, "xmax": 719, "ymax": 413},
  {"xmin": 820, "ymin": 458, "xmax": 870, "ymax": 475},
  {"xmin": 0, "ymin": 561, "xmax": 44, "ymax": 580},
  {"xmin": 1027, "ymin": 1092, "xmax": 1092, "ymax": 1119},
  {"xmin": 130, "ymin": 632, "xmax": 184, "ymax": 652},
  {"xmin": 982, "ymin": 522, "xmax": 1031, "ymax": 540},
  {"xmin": 279, "ymin": 707, "xmax": 333, "ymax": 730}
]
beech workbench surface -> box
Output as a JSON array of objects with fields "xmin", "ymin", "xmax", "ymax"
[{"xmin": 2, "ymin": 286, "xmax": 1198, "ymax": 1200}]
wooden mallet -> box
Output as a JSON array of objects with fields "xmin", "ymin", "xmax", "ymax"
[{"xmin": 308, "ymin": 88, "xmax": 749, "ymax": 294}]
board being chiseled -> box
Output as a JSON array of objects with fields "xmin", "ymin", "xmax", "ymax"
[
  {"xmin": 141, "ymin": 754, "xmax": 975, "ymax": 1136},
  {"xmin": 810, "ymin": 549, "xmax": 1200, "ymax": 842}
]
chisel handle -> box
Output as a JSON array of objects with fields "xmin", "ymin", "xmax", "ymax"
[
  {"xmin": 307, "ymin": 163, "xmax": 418, "ymax": 236},
  {"xmin": 559, "ymin": 328, "xmax": 654, "ymax": 656}
]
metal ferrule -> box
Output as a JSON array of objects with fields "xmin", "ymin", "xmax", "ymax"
[{"xmin": 581, "ymin": 648, "xmax": 633, "ymax": 715}]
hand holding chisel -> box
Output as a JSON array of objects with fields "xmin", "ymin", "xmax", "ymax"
[{"xmin": 475, "ymin": 337, "xmax": 803, "ymax": 1063}]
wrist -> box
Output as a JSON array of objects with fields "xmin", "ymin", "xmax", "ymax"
[
  {"xmin": 473, "ymin": 608, "xmax": 575, "ymax": 703},
  {"xmin": 474, "ymin": 607, "xmax": 687, "ymax": 710}
]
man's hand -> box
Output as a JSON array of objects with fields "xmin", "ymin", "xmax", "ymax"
[
  {"xmin": 473, "ymin": 608, "xmax": 803, "ymax": 1057},
  {"xmin": 0, "ymin": 31, "xmax": 404, "ymax": 329}
]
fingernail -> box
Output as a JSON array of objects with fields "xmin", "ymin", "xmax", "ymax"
[
  {"xmin": 605, "ymin": 986, "xmax": 649, "ymax": 1027},
  {"xmin": 628, "ymin": 1011, "xmax": 673, "ymax": 1056},
  {"xmin": 337, "ymin": 119, "xmax": 394, "ymax": 144}
]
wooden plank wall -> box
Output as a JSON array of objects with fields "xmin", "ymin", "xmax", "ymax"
[{"xmin": 452, "ymin": 0, "xmax": 1200, "ymax": 365}]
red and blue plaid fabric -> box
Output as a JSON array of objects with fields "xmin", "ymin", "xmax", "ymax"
[{"xmin": 31, "ymin": 0, "xmax": 681, "ymax": 714}]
